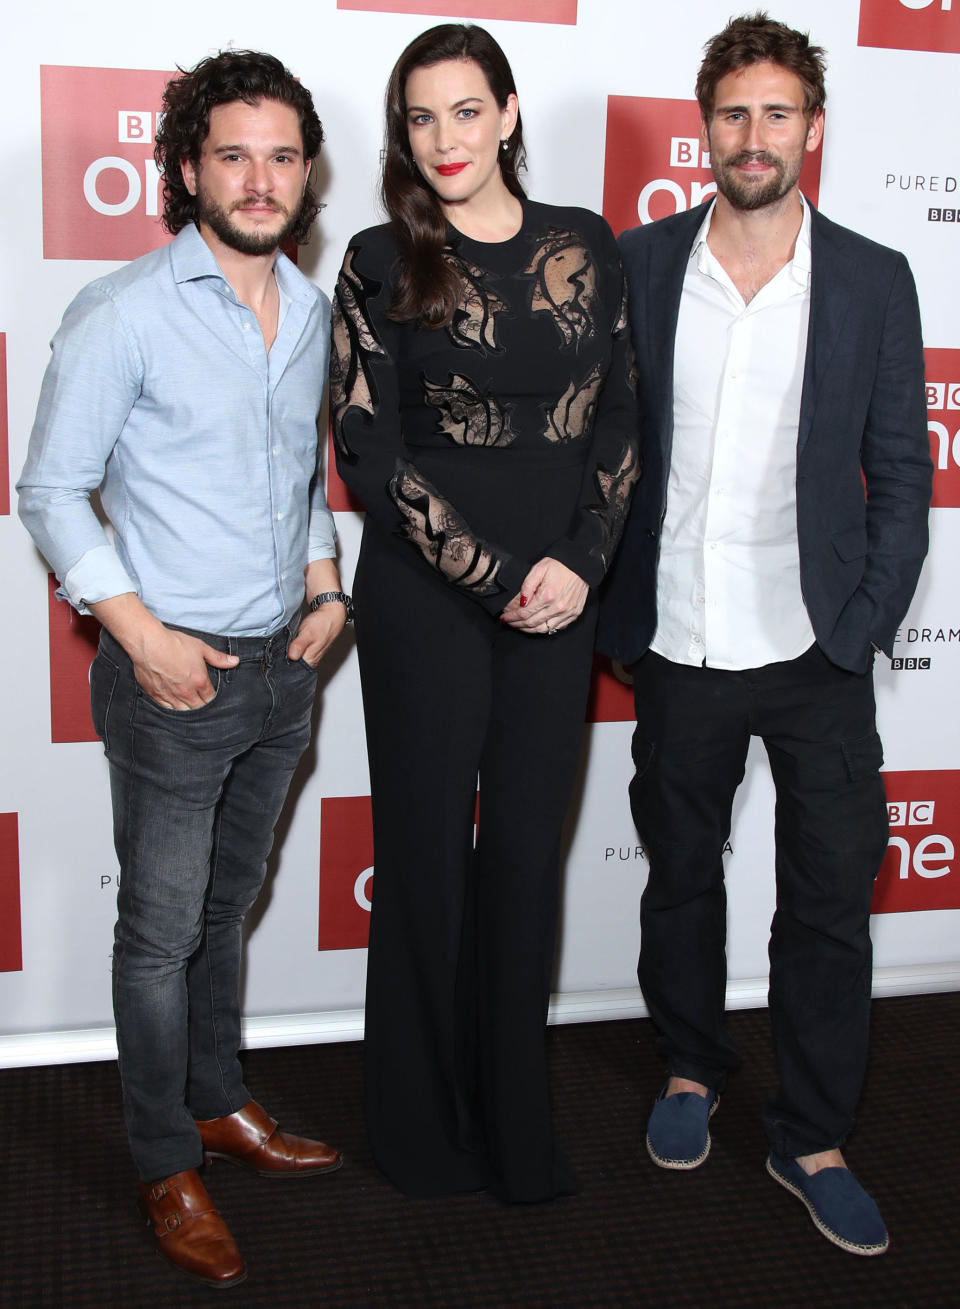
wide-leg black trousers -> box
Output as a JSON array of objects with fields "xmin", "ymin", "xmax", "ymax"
[
  {"xmin": 630, "ymin": 644, "xmax": 889, "ymax": 1158},
  {"xmin": 354, "ymin": 526, "xmax": 596, "ymax": 1200}
]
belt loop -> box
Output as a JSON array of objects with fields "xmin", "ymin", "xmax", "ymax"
[{"xmin": 225, "ymin": 635, "xmax": 237, "ymax": 684}]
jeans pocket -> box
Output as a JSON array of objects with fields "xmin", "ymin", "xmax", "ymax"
[
  {"xmin": 287, "ymin": 653, "xmax": 321, "ymax": 675},
  {"xmin": 137, "ymin": 667, "xmax": 222, "ymax": 716},
  {"xmin": 90, "ymin": 649, "xmax": 120, "ymax": 751}
]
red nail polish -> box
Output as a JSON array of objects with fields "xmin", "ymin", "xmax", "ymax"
[{"xmin": 520, "ymin": 595, "xmax": 527, "ymax": 607}]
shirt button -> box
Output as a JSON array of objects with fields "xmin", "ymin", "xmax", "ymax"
[
  {"xmin": 692, "ymin": 633, "xmax": 702, "ymax": 645},
  {"xmin": 242, "ymin": 322, "xmax": 251, "ymax": 332},
  {"xmin": 272, "ymin": 446, "xmax": 279, "ymax": 455},
  {"xmin": 276, "ymin": 511, "xmax": 284, "ymax": 520}
]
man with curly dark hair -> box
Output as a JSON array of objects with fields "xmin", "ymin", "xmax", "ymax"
[
  {"xmin": 155, "ymin": 48, "xmax": 326, "ymax": 246},
  {"xmin": 19, "ymin": 50, "xmax": 348, "ymax": 1288}
]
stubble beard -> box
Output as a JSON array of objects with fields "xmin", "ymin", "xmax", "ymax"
[
  {"xmin": 195, "ymin": 188, "xmax": 302, "ymax": 256},
  {"xmin": 712, "ymin": 149, "xmax": 803, "ymax": 213}
]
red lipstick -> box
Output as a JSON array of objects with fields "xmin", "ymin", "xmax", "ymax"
[{"xmin": 436, "ymin": 163, "xmax": 468, "ymax": 176}]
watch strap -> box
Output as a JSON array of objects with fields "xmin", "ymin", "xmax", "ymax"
[{"xmin": 308, "ymin": 590, "xmax": 354, "ymax": 622}]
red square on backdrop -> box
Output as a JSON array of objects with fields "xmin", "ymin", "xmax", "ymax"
[
  {"xmin": 873, "ymin": 770, "xmax": 960, "ymax": 913},
  {"xmin": 602, "ymin": 96, "xmax": 822, "ymax": 237},
  {"xmin": 318, "ymin": 793, "xmax": 479, "ymax": 950},
  {"xmin": 0, "ymin": 334, "xmax": 8, "ymax": 516},
  {"xmin": 858, "ymin": 0, "xmax": 960, "ymax": 54},
  {"xmin": 336, "ymin": 0, "xmax": 577, "ymax": 23},
  {"xmin": 40, "ymin": 65, "xmax": 174, "ymax": 262},
  {"xmin": 923, "ymin": 348, "xmax": 960, "ymax": 508},
  {"xmin": 48, "ymin": 575, "xmax": 101, "ymax": 743},
  {"xmin": 585, "ymin": 654, "xmax": 635, "ymax": 723},
  {"xmin": 0, "ymin": 814, "xmax": 22, "ymax": 973},
  {"xmin": 318, "ymin": 796, "xmax": 374, "ymax": 951}
]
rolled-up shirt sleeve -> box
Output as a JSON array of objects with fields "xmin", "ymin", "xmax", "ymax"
[{"xmin": 18, "ymin": 284, "xmax": 142, "ymax": 611}]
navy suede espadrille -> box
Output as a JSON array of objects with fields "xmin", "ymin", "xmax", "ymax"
[
  {"xmin": 766, "ymin": 1153, "xmax": 889, "ymax": 1255},
  {"xmin": 645, "ymin": 1085, "xmax": 719, "ymax": 1170}
]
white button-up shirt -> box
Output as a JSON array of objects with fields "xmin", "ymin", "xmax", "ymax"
[{"xmin": 651, "ymin": 197, "xmax": 816, "ymax": 670}]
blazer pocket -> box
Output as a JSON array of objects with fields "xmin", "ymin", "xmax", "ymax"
[{"xmin": 831, "ymin": 525, "xmax": 867, "ymax": 563}]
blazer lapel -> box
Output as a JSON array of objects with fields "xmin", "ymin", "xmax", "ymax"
[
  {"xmin": 799, "ymin": 205, "xmax": 856, "ymax": 456},
  {"xmin": 645, "ymin": 205, "xmax": 706, "ymax": 461}
]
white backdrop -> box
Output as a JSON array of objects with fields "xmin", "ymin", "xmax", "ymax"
[{"xmin": 1, "ymin": 0, "xmax": 958, "ymax": 1067}]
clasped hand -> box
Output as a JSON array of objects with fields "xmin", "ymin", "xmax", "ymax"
[{"xmin": 500, "ymin": 557, "xmax": 589, "ymax": 635}]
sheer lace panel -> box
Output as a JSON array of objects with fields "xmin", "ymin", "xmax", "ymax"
[
  {"xmin": 542, "ymin": 362, "xmax": 605, "ymax": 443},
  {"xmin": 331, "ymin": 249, "xmax": 387, "ymax": 460},
  {"xmin": 443, "ymin": 252, "xmax": 509, "ymax": 353},
  {"xmin": 525, "ymin": 230, "xmax": 599, "ymax": 347},
  {"xmin": 589, "ymin": 437, "xmax": 642, "ymax": 570},
  {"xmin": 424, "ymin": 373, "xmax": 517, "ymax": 447},
  {"xmin": 389, "ymin": 463, "xmax": 507, "ymax": 596}
]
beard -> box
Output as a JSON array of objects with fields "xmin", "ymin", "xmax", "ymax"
[
  {"xmin": 195, "ymin": 187, "xmax": 302, "ymax": 255},
  {"xmin": 711, "ymin": 149, "xmax": 804, "ymax": 212}
]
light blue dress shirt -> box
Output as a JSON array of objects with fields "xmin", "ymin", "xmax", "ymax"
[{"xmin": 18, "ymin": 223, "xmax": 335, "ymax": 637}]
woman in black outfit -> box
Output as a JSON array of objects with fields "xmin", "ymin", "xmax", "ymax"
[{"xmin": 331, "ymin": 22, "xmax": 639, "ymax": 1202}]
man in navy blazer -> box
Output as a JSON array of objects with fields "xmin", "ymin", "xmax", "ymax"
[{"xmin": 599, "ymin": 14, "xmax": 931, "ymax": 1256}]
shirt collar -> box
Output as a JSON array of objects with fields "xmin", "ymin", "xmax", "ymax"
[
  {"xmin": 170, "ymin": 222, "xmax": 230, "ymax": 287},
  {"xmin": 691, "ymin": 192, "xmax": 812, "ymax": 287},
  {"xmin": 169, "ymin": 223, "xmax": 315, "ymax": 305}
]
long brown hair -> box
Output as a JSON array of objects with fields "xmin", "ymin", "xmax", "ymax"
[{"xmin": 381, "ymin": 24, "xmax": 527, "ymax": 328}]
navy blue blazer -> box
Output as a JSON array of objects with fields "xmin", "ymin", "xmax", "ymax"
[{"xmin": 597, "ymin": 201, "xmax": 933, "ymax": 674}]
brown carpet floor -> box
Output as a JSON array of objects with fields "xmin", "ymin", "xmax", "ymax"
[{"xmin": 1, "ymin": 992, "xmax": 958, "ymax": 1306}]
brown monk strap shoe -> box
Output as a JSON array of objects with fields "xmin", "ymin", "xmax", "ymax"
[
  {"xmin": 137, "ymin": 1168, "xmax": 246, "ymax": 1288},
  {"xmin": 196, "ymin": 1099, "xmax": 343, "ymax": 1178}
]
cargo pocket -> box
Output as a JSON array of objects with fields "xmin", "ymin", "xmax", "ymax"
[{"xmin": 840, "ymin": 730, "xmax": 884, "ymax": 782}]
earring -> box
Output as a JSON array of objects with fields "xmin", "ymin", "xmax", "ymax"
[{"xmin": 500, "ymin": 139, "xmax": 509, "ymax": 152}]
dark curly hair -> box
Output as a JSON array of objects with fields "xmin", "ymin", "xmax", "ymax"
[
  {"xmin": 696, "ymin": 12, "xmax": 827, "ymax": 121},
  {"xmin": 381, "ymin": 23, "xmax": 527, "ymax": 327},
  {"xmin": 155, "ymin": 49, "xmax": 325, "ymax": 243}
]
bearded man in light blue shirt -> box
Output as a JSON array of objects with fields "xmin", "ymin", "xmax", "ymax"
[{"xmin": 18, "ymin": 50, "xmax": 349, "ymax": 1289}]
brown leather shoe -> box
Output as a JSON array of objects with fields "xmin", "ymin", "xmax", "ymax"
[
  {"xmin": 137, "ymin": 1169, "xmax": 246, "ymax": 1288},
  {"xmin": 196, "ymin": 1100, "xmax": 343, "ymax": 1178}
]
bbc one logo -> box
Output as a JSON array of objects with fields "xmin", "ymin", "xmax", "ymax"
[
  {"xmin": 601, "ymin": 97, "xmax": 822, "ymax": 237},
  {"xmin": 41, "ymin": 66, "xmax": 173, "ymax": 261},
  {"xmin": 874, "ymin": 771, "xmax": 960, "ymax": 912},
  {"xmin": 924, "ymin": 348, "xmax": 960, "ymax": 507},
  {"xmin": 859, "ymin": 0, "xmax": 960, "ymax": 55}
]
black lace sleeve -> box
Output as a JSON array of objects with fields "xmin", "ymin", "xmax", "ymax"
[
  {"xmin": 330, "ymin": 233, "xmax": 528, "ymax": 612},
  {"xmin": 540, "ymin": 216, "xmax": 641, "ymax": 585}
]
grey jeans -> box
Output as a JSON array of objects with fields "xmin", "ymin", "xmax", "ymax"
[{"xmin": 90, "ymin": 620, "xmax": 317, "ymax": 1181}]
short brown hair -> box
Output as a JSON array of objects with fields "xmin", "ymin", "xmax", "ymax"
[{"xmin": 696, "ymin": 11, "xmax": 827, "ymax": 120}]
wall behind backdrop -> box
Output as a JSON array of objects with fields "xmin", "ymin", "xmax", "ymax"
[{"xmin": 2, "ymin": 0, "xmax": 958, "ymax": 1067}]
